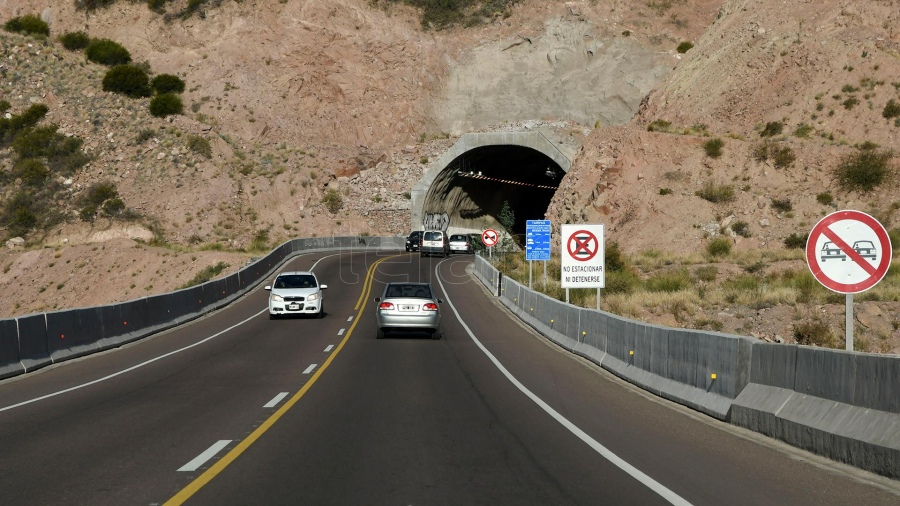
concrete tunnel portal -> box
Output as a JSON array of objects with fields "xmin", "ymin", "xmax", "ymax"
[{"xmin": 411, "ymin": 132, "xmax": 574, "ymax": 238}]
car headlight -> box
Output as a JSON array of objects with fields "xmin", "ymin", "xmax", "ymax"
[
  {"xmin": 270, "ymin": 294, "xmax": 284, "ymax": 302},
  {"xmin": 307, "ymin": 292, "xmax": 319, "ymax": 301}
]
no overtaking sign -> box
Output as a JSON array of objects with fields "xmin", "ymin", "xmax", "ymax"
[{"xmin": 806, "ymin": 210, "xmax": 892, "ymax": 294}]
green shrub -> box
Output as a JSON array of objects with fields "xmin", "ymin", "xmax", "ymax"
[
  {"xmin": 890, "ymin": 228, "xmax": 900, "ymax": 252},
  {"xmin": 1, "ymin": 191, "xmax": 39, "ymax": 237},
  {"xmin": 842, "ymin": 96, "xmax": 859, "ymax": 110},
  {"xmin": 11, "ymin": 125, "xmax": 90, "ymax": 174},
  {"xmin": 676, "ymin": 41, "xmax": 694, "ymax": 53},
  {"xmin": 0, "ymin": 101, "xmax": 9, "ymax": 112},
  {"xmin": 179, "ymin": 261, "xmax": 229, "ymax": 289},
  {"xmin": 58, "ymin": 31, "xmax": 91, "ymax": 51},
  {"xmin": 604, "ymin": 270, "xmax": 639, "ymax": 295},
  {"xmin": 605, "ymin": 241, "xmax": 630, "ymax": 272},
  {"xmin": 793, "ymin": 317, "xmax": 834, "ymax": 347},
  {"xmin": 186, "ymin": 134, "xmax": 212, "ymax": 158},
  {"xmin": 834, "ymin": 147, "xmax": 894, "ymax": 192},
  {"xmin": 3, "ymin": 15, "xmax": 50, "ymax": 36},
  {"xmin": 12, "ymin": 158, "xmax": 49, "ymax": 186},
  {"xmin": 102, "ymin": 65, "xmax": 151, "ymax": 98},
  {"xmin": 322, "ymin": 188, "xmax": 342, "ymax": 213},
  {"xmin": 816, "ymin": 192, "xmax": 833, "ymax": 205},
  {"xmin": 79, "ymin": 182, "xmax": 119, "ymax": 222},
  {"xmin": 149, "ymin": 93, "xmax": 183, "ymax": 117},
  {"xmin": 783, "ymin": 232, "xmax": 808, "ymax": 249},
  {"xmin": 76, "ymin": 0, "xmax": 118, "ymax": 10},
  {"xmin": 151, "ymin": 74, "xmax": 186, "ymax": 94},
  {"xmin": 695, "ymin": 181, "xmax": 735, "ymax": 203},
  {"xmin": 771, "ymin": 145, "xmax": 796, "ymax": 168},
  {"xmin": 703, "ymin": 138, "xmax": 724, "ymax": 158},
  {"xmin": 647, "ymin": 119, "xmax": 672, "ymax": 132},
  {"xmin": 645, "ymin": 269, "xmax": 691, "ymax": 292},
  {"xmin": 693, "ymin": 265, "xmax": 718, "ymax": 282},
  {"xmin": 102, "ymin": 198, "xmax": 125, "ymax": 216},
  {"xmin": 0, "ymin": 103, "xmax": 49, "ymax": 144},
  {"xmin": 135, "ymin": 128, "xmax": 156, "ymax": 143},
  {"xmin": 85, "ymin": 38, "xmax": 132, "ymax": 66},
  {"xmin": 732, "ymin": 220, "xmax": 751, "ymax": 238},
  {"xmin": 706, "ymin": 237, "xmax": 732, "ymax": 257},
  {"xmin": 771, "ymin": 198, "xmax": 792, "ymax": 212},
  {"xmin": 883, "ymin": 99, "xmax": 900, "ymax": 119},
  {"xmin": 793, "ymin": 123, "xmax": 814, "ymax": 138},
  {"xmin": 659, "ymin": 188, "xmax": 672, "ymax": 195},
  {"xmin": 760, "ymin": 121, "xmax": 783, "ymax": 137}
]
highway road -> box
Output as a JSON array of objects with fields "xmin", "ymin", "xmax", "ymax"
[{"xmin": 0, "ymin": 250, "xmax": 898, "ymax": 505}]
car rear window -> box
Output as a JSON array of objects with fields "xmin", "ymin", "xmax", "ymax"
[
  {"xmin": 274, "ymin": 275, "xmax": 317, "ymax": 289},
  {"xmin": 450, "ymin": 235, "xmax": 466, "ymax": 241},
  {"xmin": 424, "ymin": 231, "xmax": 443, "ymax": 241},
  {"xmin": 385, "ymin": 284, "xmax": 432, "ymax": 299}
]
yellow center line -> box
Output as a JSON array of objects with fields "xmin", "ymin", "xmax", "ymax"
[
  {"xmin": 164, "ymin": 254, "xmax": 396, "ymax": 505},
  {"xmin": 354, "ymin": 252, "xmax": 393, "ymax": 310}
]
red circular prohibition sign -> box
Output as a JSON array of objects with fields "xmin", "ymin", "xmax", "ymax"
[
  {"xmin": 566, "ymin": 230, "xmax": 599, "ymax": 262},
  {"xmin": 806, "ymin": 210, "xmax": 892, "ymax": 293}
]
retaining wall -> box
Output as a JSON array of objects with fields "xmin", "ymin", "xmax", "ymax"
[
  {"xmin": 0, "ymin": 236, "xmax": 403, "ymax": 381},
  {"xmin": 473, "ymin": 255, "xmax": 900, "ymax": 479}
]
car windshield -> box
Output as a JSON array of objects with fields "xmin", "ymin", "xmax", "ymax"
[
  {"xmin": 450, "ymin": 235, "xmax": 466, "ymax": 241},
  {"xmin": 424, "ymin": 231, "xmax": 442, "ymax": 241},
  {"xmin": 408, "ymin": 231, "xmax": 421, "ymax": 239},
  {"xmin": 385, "ymin": 284, "xmax": 432, "ymax": 299},
  {"xmin": 274, "ymin": 275, "xmax": 317, "ymax": 289}
]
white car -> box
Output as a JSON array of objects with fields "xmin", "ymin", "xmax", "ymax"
[{"xmin": 265, "ymin": 271, "xmax": 327, "ymax": 319}]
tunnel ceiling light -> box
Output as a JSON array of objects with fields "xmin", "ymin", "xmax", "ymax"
[{"xmin": 457, "ymin": 171, "xmax": 558, "ymax": 190}]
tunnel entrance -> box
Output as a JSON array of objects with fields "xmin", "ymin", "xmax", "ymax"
[{"xmin": 411, "ymin": 131, "xmax": 574, "ymax": 238}]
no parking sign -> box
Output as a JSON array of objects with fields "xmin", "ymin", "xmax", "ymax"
[{"xmin": 806, "ymin": 210, "xmax": 892, "ymax": 294}]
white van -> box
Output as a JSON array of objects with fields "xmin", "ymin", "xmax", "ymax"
[{"xmin": 420, "ymin": 230, "xmax": 449, "ymax": 257}]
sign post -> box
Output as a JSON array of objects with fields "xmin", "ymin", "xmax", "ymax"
[
  {"xmin": 805, "ymin": 210, "xmax": 892, "ymax": 350},
  {"xmin": 482, "ymin": 228, "xmax": 499, "ymax": 261},
  {"xmin": 561, "ymin": 224, "xmax": 605, "ymax": 310},
  {"xmin": 526, "ymin": 220, "xmax": 551, "ymax": 290}
]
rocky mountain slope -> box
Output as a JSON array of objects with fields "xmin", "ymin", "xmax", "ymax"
[{"xmin": 0, "ymin": 0, "xmax": 897, "ymax": 352}]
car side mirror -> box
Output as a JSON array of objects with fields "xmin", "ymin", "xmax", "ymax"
[
  {"xmin": 320, "ymin": 284, "xmax": 328, "ymax": 290},
  {"xmin": 374, "ymin": 297, "xmax": 381, "ymax": 302},
  {"xmin": 437, "ymin": 299, "xmax": 444, "ymax": 304},
  {"xmin": 264, "ymin": 285, "xmax": 272, "ymax": 291}
]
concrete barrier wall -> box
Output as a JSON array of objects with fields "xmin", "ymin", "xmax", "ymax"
[
  {"xmin": 473, "ymin": 255, "xmax": 899, "ymax": 478},
  {"xmin": 0, "ymin": 236, "xmax": 404, "ymax": 380}
]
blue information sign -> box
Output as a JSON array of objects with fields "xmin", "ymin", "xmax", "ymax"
[{"xmin": 526, "ymin": 220, "xmax": 552, "ymax": 261}]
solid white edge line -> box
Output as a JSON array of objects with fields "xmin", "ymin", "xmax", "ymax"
[
  {"xmin": 435, "ymin": 261, "xmax": 693, "ymax": 506},
  {"xmin": 337, "ymin": 328, "xmax": 345, "ymax": 336},
  {"xmin": 324, "ymin": 345, "xmax": 334, "ymax": 352},
  {"xmin": 264, "ymin": 392, "xmax": 290, "ymax": 408},
  {"xmin": 303, "ymin": 364, "xmax": 317, "ymax": 374},
  {"xmin": 177, "ymin": 440, "xmax": 233, "ymax": 472},
  {"xmin": 2, "ymin": 252, "xmax": 341, "ymax": 413}
]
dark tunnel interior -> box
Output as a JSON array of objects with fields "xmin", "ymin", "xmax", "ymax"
[{"xmin": 423, "ymin": 145, "xmax": 564, "ymax": 237}]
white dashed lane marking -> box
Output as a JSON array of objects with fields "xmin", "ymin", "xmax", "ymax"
[
  {"xmin": 264, "ymin": 392, "xmax": 289, "ymax": 408},
  {"xmin": 303, "ymin": 364, "xmax": 317, "ymax": 374},
  {"xmin": 178, "ymin": 440, "xmax": 232, "ymax": 472}
]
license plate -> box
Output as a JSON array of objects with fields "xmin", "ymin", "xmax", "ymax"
[
  {"xmin": 399, "ymin": 304, "xmax": 418, "ymax": 312},
  {"xmin": 287, "ymin": 303, "xmax": 302, "ymax": 311}
]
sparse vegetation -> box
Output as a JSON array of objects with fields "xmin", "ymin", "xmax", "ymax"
[
  {"xmin": 816, "ymin": 192, "xmax": 834, "ymax": 206},
  {"xmin": 793, "ymin": 317, "xmax": 835, "ymax": 347},
  {"xmin": 883, "ymin": 99, "xmax": 900, "ymax": 120},
  {"xmin": 771, "ymin": 198, "xmax": 792, "ymax": 213},
  {"xmin": 369, "ymin": 0, "xmax": 523, "ymax": 30},
  {"xmin": 732, "ymin": 221, "xmax": 751, "ymax": 238}
]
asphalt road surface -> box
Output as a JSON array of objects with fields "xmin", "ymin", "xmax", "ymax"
[{"xmin": 1, "ymin": 251, "xmax": 898, "ymax": 505}]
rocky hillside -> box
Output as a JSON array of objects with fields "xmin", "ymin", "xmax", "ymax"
[{"xmin": 0, "ymin": 0, "xmax": 898, "ymax": 354}]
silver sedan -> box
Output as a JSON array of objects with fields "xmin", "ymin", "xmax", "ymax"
[{"xmin": 374, "ymin": 282, "xmax": 442, "ymax": 339}]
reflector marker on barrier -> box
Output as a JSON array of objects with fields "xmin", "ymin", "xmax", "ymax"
[{"xmin": 710, "ymin": 373, "xmax": 717, "ymax": 380}]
